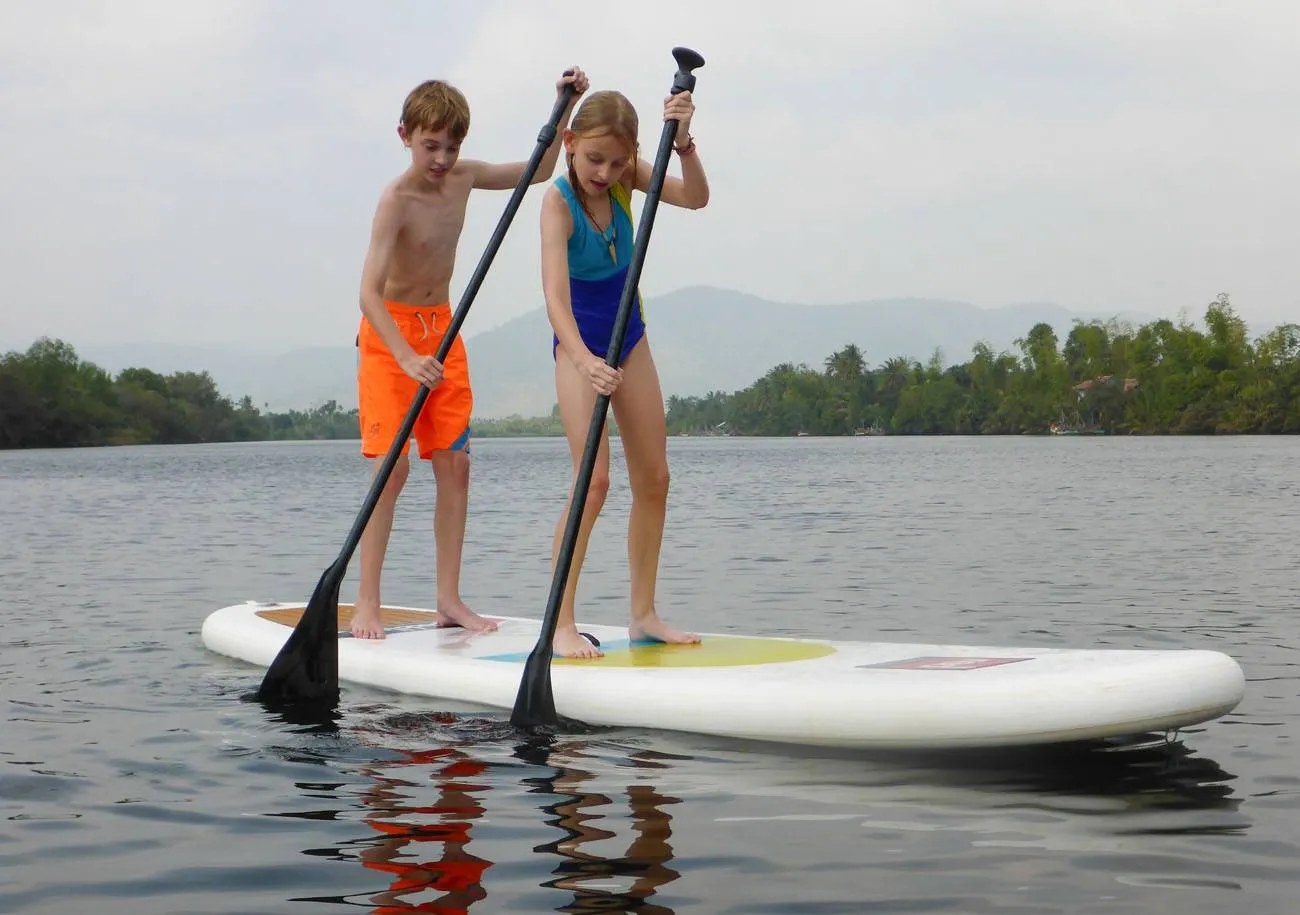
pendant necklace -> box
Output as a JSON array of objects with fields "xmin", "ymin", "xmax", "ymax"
[
  {"xmin": 585, "ymin": 195, "xmax": 618, "ymax": 264},
  {"xmin": 602, "ymin": 219, "xmax": 617, "ymax": 264}
]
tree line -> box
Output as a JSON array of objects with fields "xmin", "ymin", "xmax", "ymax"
[
  {"xmin": 0, "ymin": 338, "xmax": 361, "ymax": 449},
  {"xmin": 0, "ymin": 338, "xmax": 568, "ymax": 449},
  {"xmin": 665, "ymin": 295, "xmax": 1300, "ymax": 436},
  {"xmin": 5, "ymin": 295, "xmax": 1298, "ymax": 450}
]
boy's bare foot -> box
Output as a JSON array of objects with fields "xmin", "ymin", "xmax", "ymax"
[
  {"xmin": 350, "ymin": 600, "xmax": 386, "ymax": 640},
  {"xmin": 630, "ymin": 615, "xmax": 701, "ymax": 645},
  {"xmin": 435, "ymin": 598, "xmax": 499, "ymax": 632},
  {"xmin": 554, "ymin": 625, "xmax": 603, "ymax": 659}
]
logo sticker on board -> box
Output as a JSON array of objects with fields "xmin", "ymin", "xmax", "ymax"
[{"xmin": 860, "ymin": 656, "xmax": 1032, "ymax": 671}]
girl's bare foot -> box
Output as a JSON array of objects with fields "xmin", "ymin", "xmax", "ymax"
[
  {"xmin": 630, "ymin": 615, "xmax": 700, "ymax": 645},
  {"xmin": 350, "ymin": 601, "xmax": 386, "ymax": 640},
  {"xmin": 554, "ymin": 625, "xmax": 603, "ymax": 659},
  {"xmin": 435, "ymin": 598, "xmax": 499, "ymax": 632}
]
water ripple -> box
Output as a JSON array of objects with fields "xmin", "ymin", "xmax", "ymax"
[{"xmin": 2, "ymin": 437, "xmax": 1298, "ymax": 913}]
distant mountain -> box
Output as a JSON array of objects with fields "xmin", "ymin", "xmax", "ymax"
[{"xmin": 66, "ymin": 286, "xmax": 1152, "ymax": 418}]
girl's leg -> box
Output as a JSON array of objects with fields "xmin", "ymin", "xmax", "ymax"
[
  {"xmin": 611, "ymin": 338, "xmax": 700, "ymax": 644},
  {"xmin": 551, "ymin": 352, "xmax": 611, "ymax": 659}
]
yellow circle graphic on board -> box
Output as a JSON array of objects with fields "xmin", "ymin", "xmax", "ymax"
[{"xmin": 556, "ymin": 635, "xmax": 835, "ymax": 668}]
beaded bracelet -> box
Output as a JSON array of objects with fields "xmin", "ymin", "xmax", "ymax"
[{"xmin": 674, "ymin": 134, "xmax": 696, "ymax": 156}]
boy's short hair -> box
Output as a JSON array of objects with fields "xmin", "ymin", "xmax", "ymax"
[{"xmin": 400, "ymin": 80, "xmax": 471, "ymax": 141}]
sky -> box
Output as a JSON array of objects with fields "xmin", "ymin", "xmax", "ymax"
[{"xmin": 2, "ymin": 0, "xmax": 1297, "ymax": 351}]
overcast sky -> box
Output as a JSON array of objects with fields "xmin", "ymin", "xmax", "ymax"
[{"xmin": 2, "ymin": 0, "xmax": 1296, "ymax": 351}]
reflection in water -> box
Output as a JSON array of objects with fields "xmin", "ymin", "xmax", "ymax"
[
  {"xmin": 281, "ymin": 712, "xmax": 683, "ymax": 913},
  {"xmin": 890, "ymin": 734, "xmax": 1243, "ymax": 819},
  {"xmin": 352, "ymin": 745, "xmax": 493, "ymax": 913},
  {"xmin": 270, "ymin": 709, "xmax": 1245, "ymax": 913},
  {"xmin": 515, "ymin": 736, "xmax": 682, "ymax": 913}
]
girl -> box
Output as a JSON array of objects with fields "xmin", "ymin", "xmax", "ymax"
[{"xmin": 539, "ymin": 88, "xmax": 710, "ymax": 659}]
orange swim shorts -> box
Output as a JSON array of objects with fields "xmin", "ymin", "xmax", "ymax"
[{"xmin": 357, "ymin": 301, "xmax": 473, "ymax": 460}]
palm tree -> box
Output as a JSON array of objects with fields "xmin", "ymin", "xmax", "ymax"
[{"xmin": 824, "ymin": 344, "xmax": 866, "ymax": 383}]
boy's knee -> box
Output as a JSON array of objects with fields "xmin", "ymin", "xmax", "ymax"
[
  {"xmin": 430, "ymin": 449, "xmax": 471, "ymax": 486},
  {"xmin": 378, "ymin": 454, "xmax": 411, "ymax": 496}
]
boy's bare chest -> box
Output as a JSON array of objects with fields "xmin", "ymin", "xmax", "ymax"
[{"xmin": 398, "ymin": 197, "xmax": 468, "ymax": 258}]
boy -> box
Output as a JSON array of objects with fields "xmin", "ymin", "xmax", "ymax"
[{"xmin": 352, "ymin": 67, "xmax": 589, "ymax": 639}]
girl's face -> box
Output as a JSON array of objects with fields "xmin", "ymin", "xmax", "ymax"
[{"xmin": 566, "ymin": 130, "xmax": 634, "ymax": 197}]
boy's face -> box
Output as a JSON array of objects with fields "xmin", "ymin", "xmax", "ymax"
[{"xmin": 399, "ymin": 124, "xmax": 462, "ymax": 184}]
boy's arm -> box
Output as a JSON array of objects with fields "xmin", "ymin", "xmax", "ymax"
[
  {"xmin": 359, "ymin": 192, "xmax": 443, "ymax": 388},
  {"xmin": 465, "ymin": 67, "xmax": 588, "ymax": 191}
]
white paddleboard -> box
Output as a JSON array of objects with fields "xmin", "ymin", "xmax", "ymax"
[{"xmin": 201, "ymin": 601, "xmax": 1246, "ymax": 750}]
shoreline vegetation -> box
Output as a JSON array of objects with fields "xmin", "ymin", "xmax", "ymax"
[{"xmin": 3, "ymin": 295, "xmax": 1297, "ymax": 451}]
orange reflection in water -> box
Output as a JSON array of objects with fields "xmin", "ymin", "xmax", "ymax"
[
  {"xmin": 348, "ymin": 731, "xmax": 683, "ymax": 914},
  {"xmin": 356, "ymin": 746, "xmax": 492, "ymax": 914}
]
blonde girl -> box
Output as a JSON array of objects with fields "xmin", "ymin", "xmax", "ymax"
[{"xmin": 538, "ymin": 88, "xmax": 710, "ymax": 659}]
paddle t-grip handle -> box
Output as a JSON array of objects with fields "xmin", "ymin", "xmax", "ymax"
[{"xmin": 670, "ymin": 47, "xmax": 704, "ymax": 95}]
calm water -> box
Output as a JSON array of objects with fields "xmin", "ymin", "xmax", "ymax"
[{"xmin": 1, "ymin": 435, "xmax": 1297, "ymax": 914}]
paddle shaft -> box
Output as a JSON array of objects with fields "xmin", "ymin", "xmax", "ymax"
[
  {"xmin": 254, "ymin": 79, "xmax": 576, "ymax": 705},
  {"xmin": 511, "ymin": 47, "xmax": 705, "ymax": 729}
]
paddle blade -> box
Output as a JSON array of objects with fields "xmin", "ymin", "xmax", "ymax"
[
  {"xmin": 254, "ymin": 562, "xmax": 342, "ymax": 705},
  {"xmin": 510, "ymin": 646, "xmax": 557, "ymax": 730}
]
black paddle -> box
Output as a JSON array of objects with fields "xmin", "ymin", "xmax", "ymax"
[
  {"xmin": 255, "ymin": 76, "xmax": 580, "ymax": 709},
  {"xmin": 510, "ymin": 47, "xmax": 706, "ymax": 731}
]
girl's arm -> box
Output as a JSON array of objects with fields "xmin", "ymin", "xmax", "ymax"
[
  {"xmin": 540, "ymin": 186, "xmax": 622, "ymax": 394},
  {"xmin": 540, "ymin": 187, "xmax": 586, "ymax": 362},
  {"xmin": 631, "ymin": 90, "xmax": 709, "ymax": 209}
]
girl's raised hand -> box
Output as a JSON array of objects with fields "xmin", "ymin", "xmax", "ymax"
[{"xmin": 663, "ymin": 90, "xmax": 695, "ymax": 146}]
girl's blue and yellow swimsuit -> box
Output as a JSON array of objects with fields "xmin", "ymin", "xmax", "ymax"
[{"xmin": 552, "ymin": 175, "xmax": 645, "ymax": 364}]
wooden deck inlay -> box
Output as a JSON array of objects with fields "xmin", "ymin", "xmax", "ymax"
[{"xmin": 255, "ymin": 605, "xmax": 439, "ymax": 628}]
